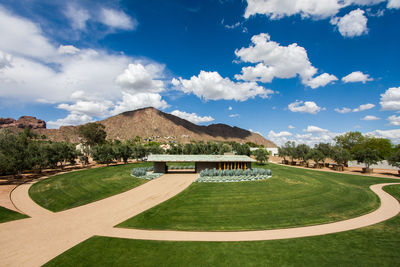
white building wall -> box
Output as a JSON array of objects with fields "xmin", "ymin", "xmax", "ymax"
[{"xmin": 348, "ymin": 160, "xmax": 398, "ymax": 170}]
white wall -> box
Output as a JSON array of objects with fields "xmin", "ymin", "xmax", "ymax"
[{"xmin": 348, "ymin": 160, "xmax": 398, "ymax": 170}]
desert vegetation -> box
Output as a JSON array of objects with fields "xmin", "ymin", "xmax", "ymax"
[
  {"xmin": 278, "ymin": 131, "xmax": 400, "ymax": 173},
  {"xmin": 196, "ymin": 168, "xmax": 272, "ymax": 182}
]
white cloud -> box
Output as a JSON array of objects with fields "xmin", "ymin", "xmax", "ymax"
[
  {"xmin": 174, "ymin": 70, "xmax": 274, "ymax": 101},
  {"xmin": 288, "ymin": 100, "xmax": 324, "ymax": 114},
  {"xmin": 288, "ymin": 125, "xmax": 295, "ymax": 129},
  {"xmin": 330, "ymin": 9, "xmax": 368, "ymax": 37},
  {"xmin": 303, "ymin": 125, "xmax": 329, "ymax": 133},
  {"xmin": 57, "ymin": 100, "xmax": 113, "ymax": 118},
  {"xmin": 111, "ymin": 92, "xmax": 169, "ymax": 115},
  {"xmin": 170, "ymin": 110, "xmax": 214, "ymax": 124},
  {"xmin": 335, "ymin": 107, "xmax": 352, "ymax": 113},
  {"xmin": 0, "ymin": 6, "xmax": 170, "ymax": 129},
  {"xmin": 64, "ymin": 3, "xmax": 90, "ymax": 30},
  {"xmin": 58, "ymin": 45, "xmax": 80, "ymax": 55},
  {"xmin": 116, "ymin": 63, "xmax": 165, "ymax": 94},
  {"xmin": 244, "ymin": 0, "xmax": 343, "ymax": 19},
  {"xmin": 305, "ymin": 73, "xmax": 338, "ymax": 89},
  {"xmin": 353, "ymin": 103, "xmax": 375, "ymax": 112},
  {"xmin": 342, "ymin": 71, "xmax": 373, "ymax": 83},
  {"xmin": 99, "ymin": 8, "xmax": 137, "ymax": 30},
  {"xmin": 368, "ymin": 129, "xmax": 400, "ymax": 143},
  {"xmin": 388, "ymin": 0, "xmax": 400, "ymax": 8},
  {"xmin": 268, "ymin": 130, "xmax": 292, "ymax": 137},
  {"xmin": 380, "ymin": 86, "xmax": 400, "ymax": 111},
  {"xmin": 229, "ymin": 113, "xmax": 240, "ymax": 118},
  {"xmin": 234, "ymin": 33, "xmax": 336, "ymax": 88},
  {"xmin": 387, "ymin": 115, "xmax": 400, "ymax": 126},
  {"xmin": 361, "ymin": 115, "xmax": 380, "ymax": 120},
  {"xmin": 47, "ymin": 113, "xmax": 93, "ymax": 129},
  {"xmin": 0, "ymin": 6, "xmax": 57, "ymax": 59},
  {"xmin": 228, "ymin": 106, "xmax": 233, "ymax": 110}
]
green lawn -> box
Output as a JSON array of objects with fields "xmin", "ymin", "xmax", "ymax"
[
  {"xmin": 44, "ymin": 185, "xmax": 400, "ymax": 267},
  {"xmin": 0, "ymin": 206, "xmax": 28, "ymax": 223},
  {"xmin": 29, "ymin": 163, "xmax": 151, "ymax": 212},
  {"xmin": 118, "ymin": 163, "xmax": 400, "ymax": 231}
]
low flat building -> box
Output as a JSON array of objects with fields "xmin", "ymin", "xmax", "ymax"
[{"xmin": 148, "ymin": 154, "xmax": 256, "ymax": 173}]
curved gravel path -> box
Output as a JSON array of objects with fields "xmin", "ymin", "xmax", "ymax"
[{"xmin": 0, "ymin": 173, "xmax": 399, "ymax": 266}]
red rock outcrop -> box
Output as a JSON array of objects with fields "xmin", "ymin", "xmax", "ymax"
[{"xmin": 0, "ymin": 116, "xmax": 46, "ymax": 129}]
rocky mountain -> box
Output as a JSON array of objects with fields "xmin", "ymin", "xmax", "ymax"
[
  {"xmin": 0, "ymin": 116, "xmax": 46, "ymax": 129},
  {"xmin": 3, "ymin": 107, "xmax": 277, "ymax": 147}
]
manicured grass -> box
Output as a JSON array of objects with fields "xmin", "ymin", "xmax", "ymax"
[
  {"xmin": 44, "ymin": 184, "xmax": 400, "ymax": 267},
  {"xmin": 118, "ymin": 163, "xmax": 400, "ymax": 231},
  {"xmin": 29, "ymin": 163, "xmax": 151, "ymax": 212},
  {"xmin": 0, "ymin": 206, "xmax": 28, "ymax": 223}
]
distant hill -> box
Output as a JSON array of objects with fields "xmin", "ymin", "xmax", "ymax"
[{"xmin": 3, "ymin": 107, "xmax": 277, "ymax": 148}]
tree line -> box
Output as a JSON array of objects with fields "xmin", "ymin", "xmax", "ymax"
[
  {"xmin": 278, "ymin": 131, "xmax": 400, "ymax": 172},
  {"xmin": 0, "ymin": 122, "xmax": 263, "ymax": 176}
]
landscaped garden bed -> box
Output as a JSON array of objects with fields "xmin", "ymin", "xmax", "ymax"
[
  {"xmin": 131, "ymin": 167, "xmax": 163, "ymax": 180},
  {"xmin": 196, "ymin": 168, "xmax": 272, "ymax": 183}
]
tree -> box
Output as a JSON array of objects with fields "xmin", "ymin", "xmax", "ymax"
[
  {"xmin": 92, "ymin": 144, "xmax": 115, "ymax": 166},
  {"xmin": 282, "ymin": 141, "xmax": 297, "ymax": 164},
  {"xmin": 308, "ymin": 149, "xmax": 325, "ymax": 168},
  {"xmin": 295, "ymin": 144, "xmax": 310, "ymax": 165},
  {"xmin": 388, "ymin": 149, "xmax": 400, "ymax": 171},
  {"xmin": 132, "ymin": 144, "xmax": 147, "ymax": 161},
  {"xmin": 167, "ymin": 144, "xmax": 183, "ymax": 155},
  {"xmin": 219, "ymin": 144, "xmax": 231, "ymax": 155},
  {"xmin": 114, "ymin": 141, "xmax": 132, "ymax": 164},
  {"xmin": 334, "ymin": 131, "xmax": 364, "ymax": 151},
  {"xmin": 78, "ymin": 123, "xmax": 107, "ymax": 147},
  {"xmin": 278, "ymin": 146, "xmax": 288, "ymax": 163},
  {"xmin": 353, "ymin": 148, "xmax": 381, "ymax": 170},
  {"xmin": 331, "ymin": 146, "xmax": 351, "ymax": 171},
  {"xmin": 352, "ymin": 136, "xmax": 392, "ymax": 160},
  {"xmin": 314, "ymin": 143, "xmax": 332, "ymax": 165},
  {"xmin": 254, "ymin": 148, "xmax": 269, "ymax": 164}
]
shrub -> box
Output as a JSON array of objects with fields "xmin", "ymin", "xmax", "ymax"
[{"xmin": 131, "ymin": 167, "xmax": 147, "ymax": 177}]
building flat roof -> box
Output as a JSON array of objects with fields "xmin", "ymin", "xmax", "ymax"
[{"xmin": 147, "ymin": 154, "xmax": 256, "ymax": 162}]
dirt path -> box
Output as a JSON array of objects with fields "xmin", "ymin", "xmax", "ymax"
[
  {"xmin": 0, "ymin": 173, "xmax": 198, "ymax": 266},
  {"xmin": 0, "ymin": 185, "xmax": 18, "ymax": 212},
  {"xmin": 0, "ymin": 173, "xmax": 399, "ymax": 266}
]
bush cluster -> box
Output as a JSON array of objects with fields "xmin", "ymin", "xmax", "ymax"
[
  {"xmin": 168, "ymin": 165, "xmax": 195, "ymax": 170},
  {"xmin": 196, "ymin": 168, "xmax": 272, "ymax": 183}
]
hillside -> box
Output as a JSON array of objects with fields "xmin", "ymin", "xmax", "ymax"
[{"xmin": 6, "ymin": 107, "xmax": 277, "ymax": 147}]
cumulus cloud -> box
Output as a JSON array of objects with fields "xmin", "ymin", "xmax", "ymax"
[
  {"xmin": 228, "ymin": 106, "xmax": 233, "ymax": 110},
  {"xmin": 388, "ymin": 0, "xmax": 400, "ymax": 8},
  {"xmin": 353, "ymin": 103, "xmax": 375, "ymax": 112},
  {"xmin": 288, "ymin": 125, "xmax": 295, "ymax": 129},
  {"xmin": 110, "ymin": 92, "xmax": 169, "ymax": 116},
  {"xmin": 58, "ymin": 45, "xmax": 80, "ymax": 55},
  {"xmin": 303, "ymin": 125, "xmax": 329, "ymax": 133},
  {"xmin": 335, "ymin": 107, "xmax": 352, "ymax": 113},
  {"xmin": 268, "ymin": 130, "xmax": 292, "ymax": 137},
  {"xmin": 47, "ymin": 113, "xmax": 93, "ymax": 129},
  {"xmin": 234, "ymin": 33, "xmax": 336, "ymax": 88},
  {"xmin": 170, "ymin": 110, "xmax": 214, "ymax": 124},
  {"xmin": 244, "ymin": 0, "xmax": 343, "ymax": 19},
  {"xmin": 229, "ymin": 114, "xmax": 240, "ymax": 118},
  {"xmin": 288, "ymin": 100, "xmax": 324, "ymax": 114},
  {"xmin": 116, "ymin": 63, "xmax": 165, "ymax": 93},
  {"xmin": 387, "ymin": 115, "xmax": 400, "ymax": 126},
  {"xmin": 99, "ymin": 8, "xmax": 137, "ymax": 30},
  {"xmin": 368, "ymin": 129, "xmax": 400, "ymax": 143},
  {"xmin": 342, "ymin": 71, "xmax": 373, "ymax": 83},
  {"xmin": 380, "ymin": 86, "xmax": 400, "ymax": 111},
  {"xmin": 330, "ymin": 9, "xmax": 368, "ymax": 37},
  {"xmin": 174, "ymin": 70, "xmax": 274, "ymax": 101},
  {"xmin": 306, "ymin": 73, "xmax": 338, "ymax": 89},
  {"xmin": 0, "ymin": 6, "xmax": 169, "ymax": 129},
  {"xmin": 361, "ymin": 115, "xmax": 380, "ymax": 120}
]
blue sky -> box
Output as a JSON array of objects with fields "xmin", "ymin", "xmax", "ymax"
[{"xmin": 0, "ymin": 0, "xmax": 400, "ymax": 145}]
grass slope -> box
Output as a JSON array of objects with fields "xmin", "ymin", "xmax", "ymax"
[
  {"xmin": 44, "ymin": 185, "xmax": 400, "ymax": 267},
  {"xmin": 0, "ymin": 206, "xmax": 28, "ymax": 223},
  {"xmin": 118, "ymin": 163, "xmax": 400, "ymax": 231},
  {"xmin": 29, "ymin": 163, "xmax": 151, "ymax": 212}
]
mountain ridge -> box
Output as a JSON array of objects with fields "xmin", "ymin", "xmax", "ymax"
[{"xmin": 3, "ymin": 107, "xmax": 277, "ymax": 147}]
